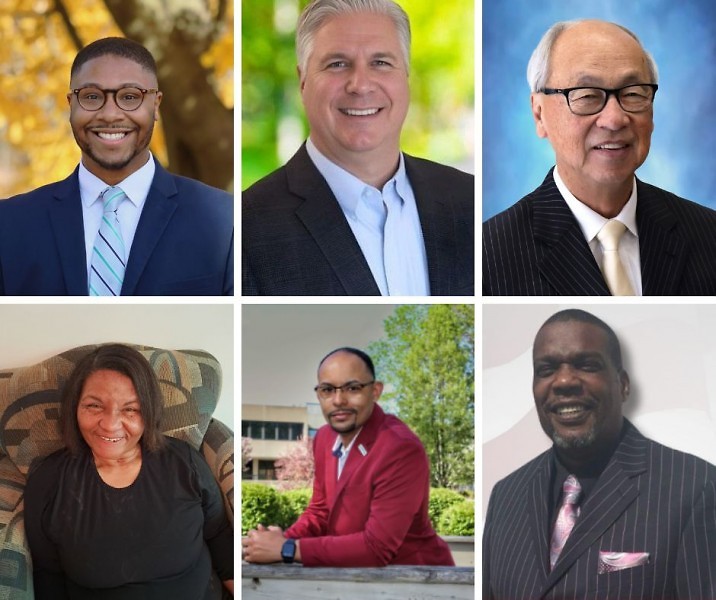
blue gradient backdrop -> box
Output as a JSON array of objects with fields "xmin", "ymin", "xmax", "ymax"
[{"xmin": 483, "ymin": 0, "xmax": 716, "ymax": 220}]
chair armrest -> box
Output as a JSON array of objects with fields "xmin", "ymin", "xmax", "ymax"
[
  {"xmin": 0, "ymin": 455, "xmax": 32, "ymax": 596},
  {"xmin": 201, "ymin": 419, "xmax": 234, "ymax": 527}
]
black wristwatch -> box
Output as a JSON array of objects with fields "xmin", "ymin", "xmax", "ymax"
[{"xmin": 281, "ymin": 538, "xmax": 296, "ymax": 564}]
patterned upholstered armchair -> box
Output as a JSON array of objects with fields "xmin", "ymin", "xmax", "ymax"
[{"xmin": 0, "ymin": 344, "xmax": 234, "ymax": 599}]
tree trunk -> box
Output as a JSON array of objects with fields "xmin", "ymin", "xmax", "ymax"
[{"xmin": 103, "ymin": 0, "xmax": 233, "ymax": 191}]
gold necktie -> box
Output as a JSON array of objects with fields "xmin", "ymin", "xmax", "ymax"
[{"xmin": 596, "ymin": 220, "xmax": 634, "ymax": 296}]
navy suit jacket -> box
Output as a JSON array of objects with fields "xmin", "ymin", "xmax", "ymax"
[
  {"xmin": 0, "ymin": 160, "xmax": 233, "ymax": 295},
  {"xmin": 483, "ymin": 421, "xmax": 716, "ymax": 600},
  {"xmin": 483, "ymin": 169, "xmax": 716, "ymax": 295},
  {"xmin": 242, "ymin": 144, "xmax": 474, "ymax": 296}
]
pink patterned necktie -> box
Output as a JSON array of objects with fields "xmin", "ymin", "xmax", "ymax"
[{"xmin": 550, "ymin": 474, "xmax": 582, "ymax": 570}]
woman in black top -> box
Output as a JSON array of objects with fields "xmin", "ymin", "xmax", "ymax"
[{"xmin": 25, "ymin": 344, "xmax": 234, "ymax": 599}]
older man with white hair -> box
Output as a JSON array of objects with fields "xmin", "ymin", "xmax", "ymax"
[{"xmin": 483, "ymin": 19, "xmax": 716, "ymax": 296}]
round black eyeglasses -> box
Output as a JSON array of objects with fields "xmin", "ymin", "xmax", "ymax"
[{"xmin": 70, "ymin": 87, "xmax": 159, "ymax": 111}]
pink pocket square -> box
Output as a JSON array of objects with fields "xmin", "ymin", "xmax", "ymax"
[{"xmin": 598, "ymin": 551, "xmax": 650, "ymax": 574}]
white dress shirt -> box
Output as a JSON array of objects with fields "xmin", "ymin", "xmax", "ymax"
[
  {"xmin": 553, "ymin": 167, "xmax": 642, "ymax": 295},
  {"xmin": 306, "ymin": 139, "xmax": 430, "ymax": 296},
  {"xmin": 79, "ymin": 154, "xmax": 155, "ymax": 285},
  {"xmin": 331, "ymin": 430, "xmax": 362, "ymax": 480}
]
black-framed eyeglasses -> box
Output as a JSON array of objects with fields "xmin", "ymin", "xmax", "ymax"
[
  {"xmin": 314, "ymin": 381, "xmax": 374, "ymax": 400},
  {"xmin": 70, "ymin": 87, "xmax": 159, "ymax": 111},
  {"xmin": 540, "ymin": 84, "xmax": 658, "ymax": 116}
]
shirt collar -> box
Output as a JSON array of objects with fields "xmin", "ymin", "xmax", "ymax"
[
  {"xmin": 305, "ymin": 138, "xmax": 408, "ymax": 219},
  {"xmin": 79, "ymin": 152, "xmax": 156, "ymax": 209},
  {"xmin": 331, "ymin": 428, "xmax": 363, "ymax": 456},
  {"xmin": 553, "ymin": 166, "xmax": 638, "ymax": 243}
]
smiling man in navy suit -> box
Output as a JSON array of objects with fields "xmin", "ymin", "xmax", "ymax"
[
  {"xmin": 483, "ymin": 309, "xmax": 716, "ymax": 600},
  {"xmin": 243, "ymin": 0, "xmax": 474, "ymax": 296},
  {"xmin": 0, "ymin": 37, "xmax": 233, "ymax": 296},
  {"xmin": 483, "ymin": 20, "xmax": 716, "ymax": 296}
]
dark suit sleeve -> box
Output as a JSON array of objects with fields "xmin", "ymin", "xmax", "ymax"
[
  {"xmin": 482, "ymin": 486, "xmax": 496, "ymax": 600},
  {"xmin": 296, "ymin": 440, "xmax": 430, "ymax": 567},
  {"xmin": 224, "ymin": 230, "xmax": 234, "ymax": 296},
  {"xmin": 241, "ymin": 237, "xmax": 258, "ymax": 296},
  {"xmin": 675, "ymin": 477, "xmax": 716, "ymax": 599}
]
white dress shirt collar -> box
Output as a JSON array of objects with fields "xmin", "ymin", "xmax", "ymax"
[
  {"xmin": 78, "ymin": 153, "xmax": 155, "ymax": 210},
  {"xmin": 553, "ymin": 166, "xmax": 638, "ymax": 241},
  {"xmin": 332, "ymin": 429, "xmax": 362, "ymax": 479},
  {"xmin": 79, "ymin": 153, "xmax": 156, "ymax": 285},
  {"xmin": 553, "ymin": 166, "xmax": 642, "ymax": 295},
  {"xmin": 305, "ymin": 138, "xmax": 430, "ymax": 295}
]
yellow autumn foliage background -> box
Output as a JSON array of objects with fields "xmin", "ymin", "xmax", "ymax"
[{"xmin": 0, "ymin": 0, "xmax": 233, "ymax": 198}]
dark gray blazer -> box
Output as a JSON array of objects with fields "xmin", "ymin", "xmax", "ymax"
[
  {"xmin": 242, "ymin": 144, "xmax": 474, "ymax": 296},
  {"xmin": 483, "ymin": 421, "xmax": 716, "ymax": 599},
  {"xmin": 483, "ymin": 169, "xmax": 716, "ymax": 295}
]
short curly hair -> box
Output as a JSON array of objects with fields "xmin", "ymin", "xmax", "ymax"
[{"xmin": 70, "ymin": 37, "xmax": 157, "ymax": 80}]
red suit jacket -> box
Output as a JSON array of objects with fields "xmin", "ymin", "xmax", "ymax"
[{"xmin": 285, "ymin": 404, "xmax": 454, "ymax": 567}]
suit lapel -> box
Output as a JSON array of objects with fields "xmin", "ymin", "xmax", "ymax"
[
  {"xmin": 542, "ymin": 424, "xmax": 647, "ymax": 595},
  {"xmin": 636, "ymin": 180, "xmax": 688, "ymax": 295},
  {"xmin": 121, "ymin": 161, "xmax": 178, "ymax": 294},
  {"xmin": 287, "ymin": 146, "xmax": 380, "ymax": 295},
  {"xmin": 532, "ymin": 171, "xmax": 611, "ymax": 295},
  {"xmin": 330, "ymin": 405, "xmax": 385, "ymax": 507},
  {"xmin": 405, "ymin": 155, "xmax": 456, "ymax": 295},
  {"xmin": 48, "ymin": 171, "xmax": 90, "ymax": 295},
  {"xmin": 527, "ymin": 454, "xmax": 553, "ymax": 591}
]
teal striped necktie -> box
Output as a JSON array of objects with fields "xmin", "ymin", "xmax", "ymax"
[{"xmin": 89, "ymin": 186, "xmax": 127, "ymax": 296}]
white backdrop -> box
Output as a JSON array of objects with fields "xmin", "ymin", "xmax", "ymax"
[
  {"xmin": 0, "ymin": 303, "xmax": 234, "ymax": 428},
  {"xmin": 482, "ymin": 303, "xmax": 716, "ymax": 517}
]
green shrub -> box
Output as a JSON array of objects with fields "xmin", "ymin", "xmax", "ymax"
[
  {"xmin": 437, "ymin": 500, "xmax": 475, "ymax": 536},
  {"xmin": 429, "ymin": 488, "xmax": 465, "ymax": 527},
  {"xmin": 281, "ymin": 488, "xmax": 313, "ymax": 525},
  {"xmin": 241, "ymin": 482, "xmax": 286, "ymax": 534}
]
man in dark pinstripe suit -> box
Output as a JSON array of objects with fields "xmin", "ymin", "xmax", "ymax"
[
  {"xmin": 482, "ymin": 20, "xmax": 716, "ymax": 295},
  {"xmin": 483, "ymin": 309, "xmax": 716, "ymax": 599}
]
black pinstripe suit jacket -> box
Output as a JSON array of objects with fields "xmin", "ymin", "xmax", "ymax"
[
  {"xmin": 483, "ymin": 421, "xmax": 716, "ymax": 600},
  {"xmin": 242, "ymin": 144, "xmax": 474, "ymax": 296},
  {"xmin": 482, "ymin": 170, "xmax": 716, "ymax": 295}
]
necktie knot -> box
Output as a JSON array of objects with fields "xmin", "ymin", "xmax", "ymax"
[
  {"xmin": 102, "ymin": 186, "xmax": 127, "ymax": 214},
  {"xmin": 597, "ymin": 219, "xmax": 626, "ymax": 252},
  {"xmin": 562, "ymin": 474, "xmax": 582, "ymax": 504}
]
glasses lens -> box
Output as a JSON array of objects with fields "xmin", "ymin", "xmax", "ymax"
[
  {"xmin": 316, "ymin": 385, "xmax": 336, "ymax": 400},
  {"xmin": 618, "ymin": 85, "xmax": 654, "ymax": 112},
  {"xmin": 77, "ymin": 88, "xmax": 105, "ymax": 110},
  {"xmin": 567, "ymin": 88, "xmax": 607, "ymax": 115},
  {"xmin": 116, "ymin": 88, "xmax": 144, "ymax": 110}
]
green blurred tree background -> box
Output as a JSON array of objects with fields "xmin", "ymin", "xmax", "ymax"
[
  {"xmin": 0, "ymin": 0, "xmax": 233, "ymax": 198},
  {"xmin": 368, "ymin": 304, "xmax": 475, "ymax": 489},
  {"xmin": 242, "ymin": 0, "xmax": 474, "ymax": 190}
]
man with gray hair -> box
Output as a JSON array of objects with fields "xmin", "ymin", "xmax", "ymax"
[
  {"xmin": 243, "ymin": 0, "xmax": 474, "ymax": 296},
  {"xmin": 483, "ymin": 19, "xmax": 716, "ymax": 296}
]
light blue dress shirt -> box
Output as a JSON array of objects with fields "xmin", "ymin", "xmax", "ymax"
[
  {"xmin": 306, "ymin": 139, "xmax": 430, "ymax": 296},
  {"xmin": 79, "ymin": 154, "xmax": 155, "ymax": 285}
]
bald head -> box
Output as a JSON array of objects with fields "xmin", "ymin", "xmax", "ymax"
[{"xmin": 527, "ymin": 19, "xmax": 658, "ymax": 93}]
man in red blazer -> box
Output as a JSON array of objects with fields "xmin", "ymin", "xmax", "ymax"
[{"xmin": 242, "ymin": 347, "xmax": 454, "ymax": 567}]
